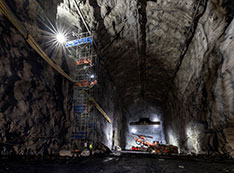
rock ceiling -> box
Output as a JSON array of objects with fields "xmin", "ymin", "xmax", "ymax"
[{"xmin": 67, "ymin": 0, "xmax": 207, "ymax": 115}]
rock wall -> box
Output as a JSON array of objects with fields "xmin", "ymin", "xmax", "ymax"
[
  {"xmin": 0, "ymin": 0, "xmax": 124, "ymax": 155},
  {"xmin": 73, "ymin": 0, "xmax": 203, "ymax": 149},
  {"xmin": 0, "ymin": 0, "xmax": 73, "ymax": 155},
  {"xmin": 1, "ymin": 0, "xmax": 234, "ymax": 157},
  {"xmin": 74, "ymin": 0, "xmax": 234, "ymax": 157},
  {"xmin": 165, "ymin": 0, "xmax": 234, "ymax": 158},
  {"xmin": 95, "ymin": 64, "xmax": 126, "ymax": 149},
  {"xmin": 55, "ymin": 0, "xmax": 127, "ymax": 150}
]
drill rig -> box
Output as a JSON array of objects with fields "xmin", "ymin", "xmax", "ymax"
[{"xmin": 131, "ymin": 133, "xmax": 178, "ymax": 154}]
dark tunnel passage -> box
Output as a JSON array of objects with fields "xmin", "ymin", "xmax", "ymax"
[{"xmin": 1, "ymin": 0, "xmax": 234, "ymax": 172}]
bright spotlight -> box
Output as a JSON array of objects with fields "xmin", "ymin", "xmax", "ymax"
[
  {"xmin": 56, "ymin": 33, "xmax": 65, "ymax": 43},
  {"xmin": 131, "ymin": 128, "xmax": 137, "ymax": 133},
  {"xmin": 90, "ymin": 74, "xmax": 95, "ymax": 78},
  {"xmin": 153, "ymin": 117, "xmax": 159, "ymax": 122}
]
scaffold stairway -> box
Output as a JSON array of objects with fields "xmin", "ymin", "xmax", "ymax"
[{"xmin": 66, "ymin": 32, "xmax": 97, "ymax": 149}]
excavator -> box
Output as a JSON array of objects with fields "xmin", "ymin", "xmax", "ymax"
[{"xmin": 131, "ymin": 133, "xmax": 178, "ymax": 154}]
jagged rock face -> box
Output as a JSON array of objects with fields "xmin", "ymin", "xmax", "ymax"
[
  {"xmin": 0, "ymin": 0, "xmax": 73, "ymax": 155},
  {"xmin": 165, "ymin": 1, "xmax": 234, "ymax": 157},
  {"xmin": 56, "ymin": 0, "xmax": 127, "ymax": 149},
  {"xmin": 95, "ymin": 66, "xmax": 126, "ymax": 149},
  {"xmin": 1, "ymin": 0, "xmax": 234, "ymax": 157},
  {"xmin": 78, "ymin": 0, "xmax": 199, "ymax": 115},
  {"xmin": 0, "ymin": 0, "xmax": 126, "ymax": 155},
  {"xmin": 74, "ymin": 0, "xmax": 234, "ymax": 156}
]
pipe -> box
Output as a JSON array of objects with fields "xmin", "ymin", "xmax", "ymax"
[
  {"xmin": 0, "ymin": 0, "xmax": 76, "ymax": 83},
  {"xmin": 72, "ymin": 0, "xmax": 99, "ymax": 49},
  {"xmin": 73, "ymin": 0, "xmax": 91, "ymax": 35},
  {"xmin": 0, "ymin": 0, "xmax": 111, "ymax": 123}
]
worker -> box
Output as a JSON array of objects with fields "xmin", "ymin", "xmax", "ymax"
[
  {"xmin": 89, "ymin": 143, "xmax": 93, "ymax": 155},
  {"xmin": 156, "ymin": 141, "xmax": 160, "ymax": 147},
  {"xmin": 90, "ymin": 80, "xmax": 97, "ymax": 87}
]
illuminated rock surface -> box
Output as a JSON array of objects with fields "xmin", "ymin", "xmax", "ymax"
[{"xmin": 0, "ymin": 0, "xmax": 234, "ymax": 159}]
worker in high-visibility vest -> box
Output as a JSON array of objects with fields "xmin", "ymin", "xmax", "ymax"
[{"xmin": 89, "ymin": 143, "xmax": 93, "ymax": 155}]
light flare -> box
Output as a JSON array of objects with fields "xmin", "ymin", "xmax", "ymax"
[
  {"xmin": 56, "ymin": 33, "xmax": 66, "ymax": 43},
  {"xmin": 131, "ymin": 128, "xmax": 137, "ymax": 133}
]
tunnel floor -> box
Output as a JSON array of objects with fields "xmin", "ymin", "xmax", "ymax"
[{"xmin": 1, "ymin": 152, "xmax": 234, "ymax": 173}]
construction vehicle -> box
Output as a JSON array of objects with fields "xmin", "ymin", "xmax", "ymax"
[{"xmin": 131, "ymin": 133, "xmax": 178, "ymax": 154}]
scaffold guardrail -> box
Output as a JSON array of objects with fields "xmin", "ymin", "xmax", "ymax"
[
  {"xmin": 65, "ymin": 36, "xmax": 93, "ymax": 48},
  {"xmin": 66, "ymin": 32, "xmax": 97, "ymax": 148}
]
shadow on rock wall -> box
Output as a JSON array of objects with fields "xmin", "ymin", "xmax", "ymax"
[{"xmin": 0, "ymin": 0, "xmax": 73, "ymax": 155}]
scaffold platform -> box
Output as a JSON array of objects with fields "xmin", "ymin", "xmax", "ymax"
[{"xmin": 66, "ymin": 32, "xmax": 97, "ymax": 149}]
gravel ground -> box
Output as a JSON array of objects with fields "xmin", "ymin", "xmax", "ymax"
[{"xmin": 0, "ymin": 153, "xmax": 234, "ymax": 173}]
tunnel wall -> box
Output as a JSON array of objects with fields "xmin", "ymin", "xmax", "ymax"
[
  {"xmin": 165, "ymin": 1, "xmax": 234, "ymax": 158},
  {"xmin": 73, "ymin": 0, "xmax": 172, "ymax": 148},
  {"xmin": 95, "ymin": 64, "xmax": 126, "ymax": 149},
  {"xmin": 0, "ymin": 0, "xmax": 126, "ymax": 155},
  {"xmin": 2, "ymin": 0, "xmax": 234, "ymax": 157},
  {"xmin": 0, "ymin": 0, "xmax": 73, "ymax": 155},
  {"xmin": 56, "ymin": 0, "xmax": 127, "ymax": 149},
  {"xmin": 68, "ymin": 0, "xmax": 234, "ymax": 156}
]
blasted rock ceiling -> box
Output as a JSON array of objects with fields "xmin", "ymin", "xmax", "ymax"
[
  {"xmin": 67, "ymin": 0, "xmax": 234, "ymax": 155},
  {"xmin": 1, "ymin": 0, "xmax": 234, "ymax": 157},
  {"xmin": 70, "ymin": 0, "xmax": 213, "ymax": 114}
]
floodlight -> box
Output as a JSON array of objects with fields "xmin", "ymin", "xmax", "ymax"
[
  {"xmin": 56, "ymin": 33, "xmax": 65, "ymax": 43},
  {"xmin": 131, "ymin": 128, "xmax": 137, "ymax": 133}
]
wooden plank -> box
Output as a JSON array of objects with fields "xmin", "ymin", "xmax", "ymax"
[
  {"xmin": 0, "ymin": 0, "xmax": 75, "ymax": 83},
  {"xmin": 83, "ymin": 91, "xmax": 112, "ymax": 124}
]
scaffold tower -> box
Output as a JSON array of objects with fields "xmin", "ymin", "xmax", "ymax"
[{"xmin": 66, "ymin": 32, "xmax": 98, "ymax": 150}]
